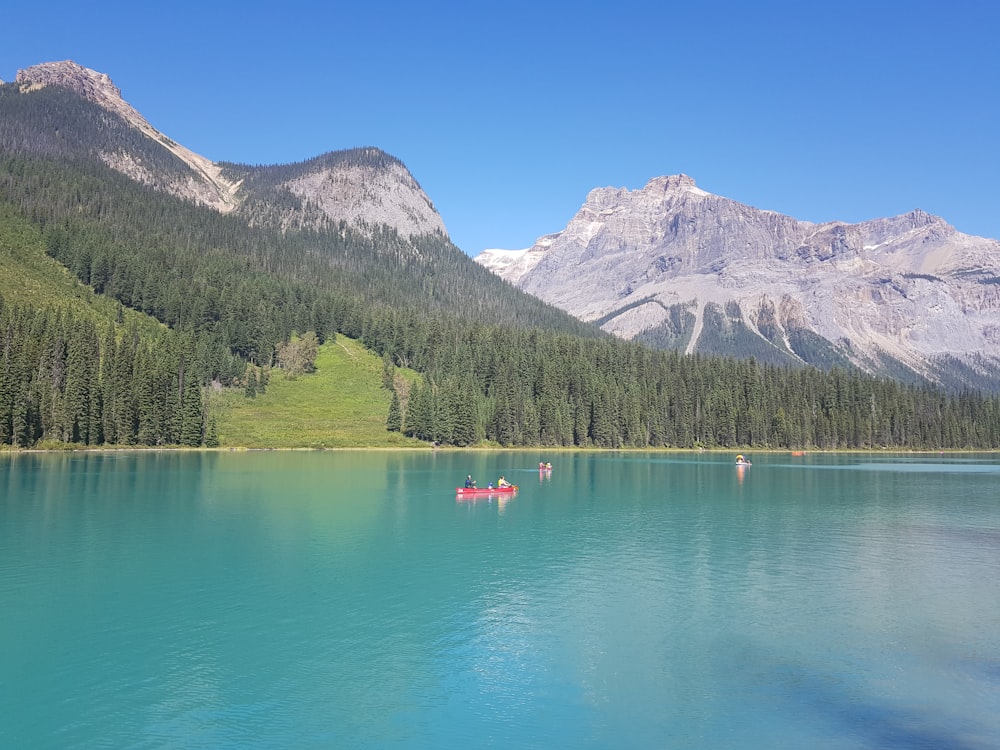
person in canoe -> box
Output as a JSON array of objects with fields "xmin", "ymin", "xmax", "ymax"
[
  {"xmin": 464, "ymin": 474, "xmax": 477, "ymax": 488},
  {"xmin": 497, "ymin": 476, "xmax": 511, "ymax": 488},
  {"xmin": 735, "ymin": 454, "xmax": 751, "ymax": 466}
]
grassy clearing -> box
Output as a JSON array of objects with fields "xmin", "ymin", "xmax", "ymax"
[
  {"xmin": 209, "ymin": 336, "xmax": 426, "ymax": 449},
  {"xmin": 1, "ymin": 210, "xmax": 424, "ymax": 449}
]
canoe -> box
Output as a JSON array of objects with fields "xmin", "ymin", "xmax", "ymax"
[{"xmin": 455, "ymin": 485, "xmax": 518, "ymax": 495}]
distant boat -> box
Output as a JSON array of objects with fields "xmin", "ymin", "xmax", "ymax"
[
  {"xmin": 456, "ymin": 485, "xmax": 518, "ymax": 496},
  {"xmin": 538, "ymin": 462, "xmax": 552, "ymax": 471},
  {"xmin": 735, "ymin": 454, "xmax": 751, "ymax": 466}
]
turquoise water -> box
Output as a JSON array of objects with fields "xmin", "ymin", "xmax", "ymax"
[{"xmin": 2, "ymin": 450, "xmax": 999, "ymax": 749}]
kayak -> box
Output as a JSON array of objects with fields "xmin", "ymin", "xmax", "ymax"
[{"xmin": 455, "ymin": 485, "xmax": 518, "ymax": 495}]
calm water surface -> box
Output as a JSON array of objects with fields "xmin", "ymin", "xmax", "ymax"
[{"xmin": 2, "ymin": 451, "xmax": 998, "ymax": 749}]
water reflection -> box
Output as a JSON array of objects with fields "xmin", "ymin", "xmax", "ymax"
[{"xmin": 456, "ymin": 490, "xmax": 518, "ymax": 514}]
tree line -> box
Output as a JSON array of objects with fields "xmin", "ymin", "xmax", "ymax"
[
  {"xmin": 0, "ymin": 298, "xmax": 213, "ymax": 447},
  {"xmin": 378, "ymin": 321, "xmax": 1000, "ymax": 450}
]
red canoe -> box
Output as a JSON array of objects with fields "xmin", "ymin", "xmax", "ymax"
[{"xmin": 455, "ymin": 485, "xmax": 518, "ymax": 495}]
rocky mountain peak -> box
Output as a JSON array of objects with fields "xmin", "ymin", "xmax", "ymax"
[
  {"xmin": 583, "ymin": 173, "xmax": 710, "ymax": 210},
  {"xmin": 16, "ymin": 60, "xmax": 131, "ymax": 117},
  {"xmin": 9, "ymin": 61, "xmax": 446, "ymax": 239},
  {"xmin": 475, "ymin": 175, "xmax": 1000, "ymax": 390},
  {"xmin": 15, "ymin": 60, "xmax": 242, "ymax": 213},
  {"xmin": 264, "ymin": 149, "xmax": 448, "ymax": 237},
  {"xmin": 646, "ymin": 173, "xmax": 701, "ymax": 194}
]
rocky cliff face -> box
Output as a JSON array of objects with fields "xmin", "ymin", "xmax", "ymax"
[
  {"xmin": 233, "ymin": 148, "xmax": 446, "ymax": 237},
  {"xmin": 477, "ymin": 175, "xmax": 1000, "ymax": 389},
  {"xmin": 12, "ymin": 61, "xmax": 446, "ymax": 239}
]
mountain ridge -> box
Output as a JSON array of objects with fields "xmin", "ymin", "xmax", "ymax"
[
  {"xmin": 477, "ymin": 175, "xmax": 1000, "ymax": 390},
  {"xmin": 15, "ymin": 60, "xmax": 243, "ymax": 212},
  {"xmin": 10, "ymin": 60, "xmax": 444, "ymax": 239},
  {"xmin": 2, "ymin": 61, "xmax": 1000, "ymax": 451}
]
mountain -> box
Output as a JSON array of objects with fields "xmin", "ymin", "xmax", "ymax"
[
  {"xmin": 3, "ymin": 61, "xmax": 999, "ymax": 452},
  {"xmin": 7, "ymin": 61, "xmax": 443, "ymax": 239},
  {"xmin": 1, "ymin": 60, "xmax": 593, "ymax": 337},
  {"xmin": 477, "ymin": 175, "xmax": 1000, "ymax": 391},
  {"xmin": 223, "ymin": 148, "xmax": 445, "ymax": 236},
  {"xmin": 0, "ymin": 59, "xmax": 601, "ymax": 449}
]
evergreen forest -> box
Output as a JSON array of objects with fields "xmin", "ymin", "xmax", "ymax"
[{"xmin": 2, "ymin": 81, "xmax": 999, "ymax": 450}]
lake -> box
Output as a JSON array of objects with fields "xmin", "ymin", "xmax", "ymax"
[{"xmin": 2, "ymin": 450, "xmax": 999, "ymax": 749}]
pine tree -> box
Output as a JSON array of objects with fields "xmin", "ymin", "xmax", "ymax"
[
  {"xmin": 244, "ymin": 366, "xmax": 258, "ymax": 398},
  {"xmin": 448, "ymin": 377, "xmax": 477, "ymax": 446},
  {"xmin": 404, "ymin": 380, "xmax": 431, "ymax": 441},
  {"xmin": 179, "ymin": 381, "xmax": 204, "ymax": 446},
  {"xmin": 205, "ymin": 417, "xmax": 220, "ymax": 448},
  {"xmin": 386, "ymin": 388, "xmax": 402, "ymax": 432},
  {"xmin": 113, "ymin": 329, "xmax": 138, "ymax": 444},
  {"xmin": 100, "ymin": 325, "xmax": 118, "ymax": 444},
  {"xmin": 64, "ymin": 319, "xmax": 97, "ymax": 444}
]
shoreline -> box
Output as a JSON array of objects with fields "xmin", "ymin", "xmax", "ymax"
[{"xmin": 2, "ymin": 445, "xmax": 997, "ymax": 456}]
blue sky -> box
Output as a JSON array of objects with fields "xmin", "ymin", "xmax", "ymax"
[{"xmin": 3, "ymin": 1, "xmax": 998, "ymax": 255}]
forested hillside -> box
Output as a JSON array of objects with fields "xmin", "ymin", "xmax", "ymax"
[
  {"xmin": 2, "ymin": 79, "xmax": 1000, "ymax": 450},
  {"xmin": 0, "ymin": 208, "xmax": 221, "ymax": 447}
]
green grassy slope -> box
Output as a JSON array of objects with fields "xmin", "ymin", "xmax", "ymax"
[
  {"xmin": 0, "ymin": 206, "xmax": 163, "ymax": 336},
  {"xmin": 208, "ymin": 336, "xmax": 426, "ymax": 449},
  {"xmin": 1, "ymin": 208, "xmax": 424, "ymax": 449},
  {"xmin": 0, "ymin": 207, "xmax": 107, "ymax": 312}
]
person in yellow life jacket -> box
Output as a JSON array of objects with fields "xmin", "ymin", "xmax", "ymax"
[{"xmin": 497, "ymin": 476, "xmax": 510, "ymax": 488}]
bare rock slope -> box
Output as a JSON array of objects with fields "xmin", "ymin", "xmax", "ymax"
[{"xmin": 477, "ymin": 175, "xmax": 1000, "ymax": 389}]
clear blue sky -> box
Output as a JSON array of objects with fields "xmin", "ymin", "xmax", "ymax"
[{"xmin": 3, "ymin": 0, "xmax": 999, "ymax": 254}]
